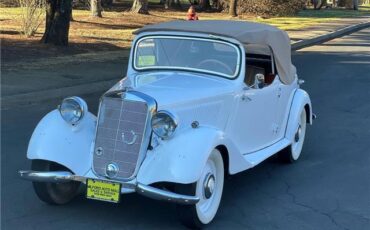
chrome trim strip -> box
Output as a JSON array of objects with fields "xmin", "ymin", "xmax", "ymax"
[
  {"xmin": 136, "ymin": 183, "xmax": 199, "ymax": 205},
  {"xmin": 120, "ymin": 90, "xmax": 157, "ymax": 180},
  {"xmin": 18, "ymin": 170, "xmax": 199, "ymax": 205},
  {"xmin": 133, "ymin": 35, "xmax": 241, "ymax": 79},
  {"xmin": 18, "ymin": 170, "xmax": 86, "ymax": 183}
]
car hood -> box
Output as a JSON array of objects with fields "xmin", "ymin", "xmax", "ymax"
[{"xmin": 132, "ymin": 72, "xmax": 236, "ymax": 108}]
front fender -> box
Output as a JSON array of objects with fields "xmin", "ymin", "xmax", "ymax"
[
  {"xmin": 27, "ymin": 110, "xmax": 96, "ymax": 176},
  {"xmin": 285, "ymin": 89, "xmax": 312, "ymax": 142},
  {"xmin": 137, "ymin": 127, "xmax": 225, "ymax": 185}
]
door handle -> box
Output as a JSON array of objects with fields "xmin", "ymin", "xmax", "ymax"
[
  {"xmin": 242, "ymin": 93, "xmax": 252, "ymax": 101},
  {"xmin": 242, "ymin": 88, "xmax": 254, "ymax": 101},
  {"xmin": 241, "ymin": 94, "xmax": 252, "ymax": 101}
]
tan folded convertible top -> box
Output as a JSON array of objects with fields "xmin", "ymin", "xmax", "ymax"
[{"xmin": 134, "ymin": 20, "xmax": 296, "ymax": 85}]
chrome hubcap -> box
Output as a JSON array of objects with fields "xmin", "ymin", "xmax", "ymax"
[
  {"xmin": 295, "ymin": 125, "xmax": 302, "ymax": 143},
  {"xmin": 203, "ymin": 173, "xmax": 215, "ymax": 199}
]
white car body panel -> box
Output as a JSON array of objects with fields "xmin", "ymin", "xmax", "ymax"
[
  {"xmin": 27, "ymin": 110, "xmax": 96, "ymax": 176},
  {"xmin": 26, "ymin": 30, "xmax": 313, "ymax": 187}
]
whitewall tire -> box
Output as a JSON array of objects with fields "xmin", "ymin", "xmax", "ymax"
[
  {"xmin": 279, "ymin": 109, "xmax": 307, "ymax": 163},
  {"xmin": 176, "ymin": 149, "xmax": 224, "ymax": 229}
]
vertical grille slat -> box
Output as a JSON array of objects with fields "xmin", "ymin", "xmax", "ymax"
[{"xmin": 93, "ymin": 96, "xmax": 149, "ymax": 180}]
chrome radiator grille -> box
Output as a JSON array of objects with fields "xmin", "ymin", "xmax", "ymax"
[{"xmin": 93, "ymin": 94, "xmax": 150, "ymax": 180}]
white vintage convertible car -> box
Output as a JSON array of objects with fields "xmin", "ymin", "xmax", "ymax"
[{"xmin": 19, "ymin": 20, "xmax": 314, "ymax": 228}]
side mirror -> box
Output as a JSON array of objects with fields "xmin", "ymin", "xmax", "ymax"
[{"xmin": 253, "ymin": 73, "xmax": 265, "ymax": 89}]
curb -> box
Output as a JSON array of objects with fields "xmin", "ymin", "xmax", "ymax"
[
  {"xmin": 2, "ymin": 79, "xmax": 118, "ymax": 109},
  {"xmin": 291, "ymin": 21, "xmax": 370, "ymax": 51}
]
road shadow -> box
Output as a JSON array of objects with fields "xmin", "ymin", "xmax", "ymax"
[{"xmin": 1, "ymin": 37, "xmax": 129, "ymax": 65}]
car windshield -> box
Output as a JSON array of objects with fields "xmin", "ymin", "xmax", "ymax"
[{"xmin": 134, "ymin": 36, "xmax": 240, "ymax": 78}]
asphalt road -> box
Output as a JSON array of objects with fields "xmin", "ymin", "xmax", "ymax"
[{"xmin": 2, "ymin": 28, "xmax": 370, "ymax": 230}]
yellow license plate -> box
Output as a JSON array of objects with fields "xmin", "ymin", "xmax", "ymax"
[{"xmin": 86, "ymin": 179, "xmax": 121, "ymax": 203}]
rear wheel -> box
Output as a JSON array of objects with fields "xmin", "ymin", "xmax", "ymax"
[
  {"xmin": 176, "ymin": 149, "xmax": 224, "ymax": 229},
  {"xmin": 279, "ymin": 109, "xmax": 307, "ymax": 163},
  {"xmin": 31, "ymin": 160, "xmax": 80, "ymax": 205}
]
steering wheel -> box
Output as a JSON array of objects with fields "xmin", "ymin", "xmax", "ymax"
[{"xmin": 197, "ymin": 59, "xmax": 233, "ymax": 75}]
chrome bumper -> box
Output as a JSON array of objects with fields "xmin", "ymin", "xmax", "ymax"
[{"xmin": 18, "ymin": 170, "xmax": 199, "ymax": 205}]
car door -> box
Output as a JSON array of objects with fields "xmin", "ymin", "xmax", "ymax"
[{"xmin": 228, "ymin": 81, "xmax": 282, "ymax": 154}]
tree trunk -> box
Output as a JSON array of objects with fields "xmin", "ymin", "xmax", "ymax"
[
  {"xmin": 70, "ymin": 10, "xmax": 73, "ymax": 21},
  {"xmin": 353, "ymin": 0, "xmax": 358, "ymax": 10},
  {"xmin": 101, "ymin": 0, "xmax": 113, "ymax": 8},
  {"xmin": 199, "ymin": 0, "xmax": 210, "ymax": 10},
  {"xmin": 91, "ymin": 0, "xmax": 102, "ymax": 17},
  {"xmin": 41, "ymin": 0, "xmax": 72, "ymax": 46},
  {"xmin": 229, "ymin": 0, "xmax": 237, "ymax": 16},
  {"xmin": 341, "ymin": 0, "xmax": 354, "ymax": 8},
  {"xmin": 164, "ymin": 0, "xmax": 181, "ymax": 9},
  {"xmin": 337, "ymin": 0, "xmax": 345, "ymax": 6},
  {"xmin": 317, "ymin": 0, "xmax": 326, "ymax": 9},
  {"xmin": 131, "ymin": 0, "xmax": 149, "ymax": 14},
  {"xmin": 313, "ymin": 0, "xmax": 319, "ymax": 9}
]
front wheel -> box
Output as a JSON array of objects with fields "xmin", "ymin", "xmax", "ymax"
[
  {"xmin": 279, "ymin": 109, "xmax": 307, "ymax": 163},
  {"xmin": 176, "ymin": 149, "xmax": 224, "ymax": 229},
  {"xmin": 31, "ymin": 160, "xmax": 81, "ymax": 205}
]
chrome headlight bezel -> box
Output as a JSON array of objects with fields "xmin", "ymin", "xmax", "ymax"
[
  {"xmin": 151, "ymin": 110, "xmax": 178, "ymax": 139},
  {"xmin": 58, "ymin": 96, "xmax": 87, "ymax": 125}
]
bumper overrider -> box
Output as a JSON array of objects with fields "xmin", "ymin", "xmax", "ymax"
[{"xmin": 18, "ymin": 170, "xmax": 199, "ymax": 205}]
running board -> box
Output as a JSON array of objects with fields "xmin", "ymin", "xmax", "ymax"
[{"xmin": 243, "ymin": 138, "xmax": 291, "ymax": 167}]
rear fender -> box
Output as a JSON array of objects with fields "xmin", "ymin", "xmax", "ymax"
[
  {"xmin": 285, "ymin": 89, "xmax": 312, "ymax": 142},
  {"xmin": 27, "ymin": 110, "xmax": 96, "ymax": 176}
]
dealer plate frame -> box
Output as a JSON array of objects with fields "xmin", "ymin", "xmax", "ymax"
[{"xmin": 86, "ymin": 178, "xmax": 121, "ymax": 203}]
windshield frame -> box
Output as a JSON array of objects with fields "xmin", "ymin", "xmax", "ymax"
[{"xmin": 132, "ymin": 35, "xmax": 242, "ymax": 79}]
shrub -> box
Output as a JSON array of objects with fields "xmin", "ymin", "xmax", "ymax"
[
  {"xmin": 239, "ymin": 0, "xmax": 307, "ymax": 17},
  {"xmin": 18, "ymin": 0, "xmax": 45, "ymax": 37},
  {"xmin": 338, "ymin": 0, "xmax": 361, "ymax": 8},
  {"xmin": 0, "ymin": 0, "xmax": 20, "ymax": 7}
]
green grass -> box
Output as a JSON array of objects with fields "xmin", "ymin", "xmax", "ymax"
[
  {"xmin": 256, "ymin": 4, "xmax": 370, "ymax": 30},
  {"xmin": 254, "ymin": 17, "xmax": 334, "ymax": 30},
  {"xmin": 298, "ymin": 5, "xmax": 370, "ymax": 18}
]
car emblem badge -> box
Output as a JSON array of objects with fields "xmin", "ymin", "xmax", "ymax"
[
  {"xmin": 95, "ymin": 147, "xmax": 103, "ymax": 156},
  {"xmin": 122, "ymin": 130, "xmax": 137, "ymax": 145},
  {"xmin": 106, "ymin": 163, "xmax": 119, "ymax": 178}
]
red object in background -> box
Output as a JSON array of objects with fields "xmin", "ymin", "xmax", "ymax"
[{"xmin": 187, "ymin": 6, "xmax": 199, "ymax": 21}]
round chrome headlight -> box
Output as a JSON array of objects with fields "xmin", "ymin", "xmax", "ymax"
[
  {"xmin": 58, "ymin": 96, "xmax": 87, "ymax": 125},
  {"xmin": 151, "ymin": 111, "xmax": 178, "ymax": 139}
]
